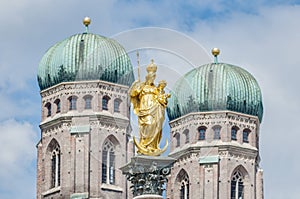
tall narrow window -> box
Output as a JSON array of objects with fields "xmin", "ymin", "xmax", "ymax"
[
  {"xmin": 180, "ymin": 179, "xmax": 189, "ymax": 199},
  {"xmin": 213, "ymin": 126, "xmax": 221, "ymax": 139},
  {"xmin": 180, "ymin": 182, "xmax": 185, "ymax": 199},
  {"xmin": 243, "ymin": 129, "xmax": 250, "ymax": 143},
  {"xmin": 231, "ymin": 127, "xmax": 238, "ymax": 141},
  {"xmin": 114, "ymin": 99, "xmax": 122, "ymax": 113},
  {"xmin": 68, "ymin": 96, "xmax": 77, "ymax": 110},
  {"xmin": 45, "ymin": 103, "xmax": 51, "ymax": 117},
  {"xmin": 102, "ymin": 96, "xmax": 110, "ymax": 111},
  {"xmin": 231, "ymin": 170, "xmax": 244, "ymax": 199},
  {"xmin": 51, "ymin": 148, "xmax": 61, "ymax": 188},
  {"xmin": 198, "ymin": 126, "xmax": 206, "ymax": 140},
  {"xmin": 54, "ymin": 99, "xmax": 61, "ymax": 113},
  {"xmin": 102, "ymin": 139, "xmax": 115, "ymax": 184},
  {"xmin": 177, "ymin": 169, "xmax": 189, "ymax": 199},
  {"xmin": 84, "ymin": 95, "xmax": 92, "ymax": 109},
  {"xmin": 48, "ymin": 139, "xmax": 60, "ymax": 189},
  {"xmin": 175, "ymin": 133, "xmax": 180, "ymax": 147},
  {"xmin": 183, "ymin": 129, "xmax": 190, "ymax": 144}
]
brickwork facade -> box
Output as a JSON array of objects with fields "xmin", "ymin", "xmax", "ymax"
[
  {"xmin": 166, "ymin": 111, "xmax": 264, "ymax": 199},
  {"xmin": 36, "ymin": 80, "xmax": 132, "ymax": 199},
  {"xmin": 36, "ymin": 82, "xmax": 264, "ymax": 199}
]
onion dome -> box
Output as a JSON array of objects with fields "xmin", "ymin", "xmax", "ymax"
[
  {"xmin": 167, "ymin": 50, "xmax": 263, "ymax": 122},
  {"xmin": 37, "ymin": 20, "xmax": 134, "ymax": 90}
]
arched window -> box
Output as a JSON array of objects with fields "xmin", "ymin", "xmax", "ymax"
[
  {"xmin": 180, "ymin": 179, "xmax": 189, "ymax": 199},
  {"xmin": 45, "ymin": 102, "xmax": 51, "ymax": 117},
  {"xmin": 231, "ymin": 126, "xmax": 238, "ymax": 141},
  {"xmin": 243, "ymin": 129, "xmax": 251, "ymax": 143},
  {"xmin": 102, "ymin": 139, "xmax": 116, "ymax": 184},
  {"xmin": 84, "ymin": 95, "xmax": 92, "ymax": 109},
  {"xmin": 176, "ymin": 169, "xmax": 189, "ymax": 199},
  {"xmin": 68, "ymin": 96, "xmax": 77, "ymax": 110},
  {"xmin": 213, "ymin": 125, "xmax": 221, "ymax": 140},
  {"xmin": 198, "ymin": 126, "xmax": 206, "ymax": 140},
  {"xmin": 174, "ymin": 133, "xmax": 180, "ymax": 147},
  {"xmin": 47, "ymin": 139, "xmax": 60, "ymax": 188},
  {"xmin": 114, "ymin": 98, "xmax": 122, "ymax": 113},
  {"xmin": 102, "ymin": 96, "xmax": 110, "ymax": 111},
  {"xmin": 183, "ymin": 129, "xmax": 190, "ymax": 143},
  {"xmin": 231, "ymin": 170, "xmax": 244, "ymax": 199},
  {"xmin": 54, "ymin": 99, "xmax": 61, "ymax": 113}
]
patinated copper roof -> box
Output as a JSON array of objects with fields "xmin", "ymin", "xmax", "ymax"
[
  {"xmin": 167, "ymin": 63, "xmax": 263, "ymax": 122},
  {"xmin": 37, "ymin": 33, "xmax": 134, "ymax": 90}
]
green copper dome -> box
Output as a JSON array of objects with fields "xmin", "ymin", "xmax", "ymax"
[
  {"xmin": 37, "ymin": 33, "xmax": 134, "ymax": 90},
  {"xmin": 167, "ymin": 63, "xmax": 263, "ymax": 122}
]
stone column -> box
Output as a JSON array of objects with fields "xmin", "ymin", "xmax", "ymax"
[{"xmin": 120, "ymin": 155, "xmax": 175, "ymax": 199}]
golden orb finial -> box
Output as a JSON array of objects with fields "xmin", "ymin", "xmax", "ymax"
[
  {"xmin": 212, "ymin": 48, "xmax": 220, "ymax": 64},
  {"xmin": 212, "ymin": 48, "xmax": 220, "ymax": 56},
  {"xmin": 83, "ymin": 17, "xmax": 91, "ymax": 27},
  {"xmin": 83, "ymin": 17, "xmax": 91, "ymax": 33}
]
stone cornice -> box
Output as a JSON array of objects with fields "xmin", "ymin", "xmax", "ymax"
[
  {"xmin": 169, "ymin": 110, "xmax": 259, "ymax": 131},
  {"xmin": 39, "ymin": 116, "xmax": 70, "ymax": 131},
  {"xmin": 40, "ymin": 80, "xmax": 129, "ymax": 99},
  {"xmin": 218, "ymin": 145, "xmax": 258, "ymax": 159},
  {"xmin": 40, "ymin": 113, "xmax": 130, "ymax": 133},
  {"xmin": 169, "ymin": 143, "xmax": 257, "ymax": 161}
]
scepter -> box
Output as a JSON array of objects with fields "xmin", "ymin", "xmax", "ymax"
[{"xmin": 137, "ymin": 51, "xmax": 140, "ymax": 81}]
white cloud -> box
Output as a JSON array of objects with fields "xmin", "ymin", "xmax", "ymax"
[
  {"xmin": 0, "ymin": 119, "xmax": 38, "ymax": 198},
  {"xmin": 115, "ymin": 4, "xmax": 300, "ymax": 198},
  {"xmin": 187, "ymin": 5, "xmax": 300, "ymax": 198},
  {"xmin": 0, "ymin": 90, "xmax": 40, "ymax": 121},
  {"xmin": 113, "ymin": 27, "xmax": 212, "ymax": 90},
  {"xmin": 0, "ymin": 0, "xmax": 298, "ymax": 198}
]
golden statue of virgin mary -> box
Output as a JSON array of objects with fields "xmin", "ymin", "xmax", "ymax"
[{"xmin": 129, "ymin": 60, "xmax": 170, "ymax": 156}]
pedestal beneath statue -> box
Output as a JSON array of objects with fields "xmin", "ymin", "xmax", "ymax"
[{"xmin": 120, "ymin": 155, "xmax": 175, "ymax": 199}]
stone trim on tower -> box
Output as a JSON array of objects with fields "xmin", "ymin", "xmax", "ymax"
[
  {"xmin": 167, "ymin": 110, "xmax": 262, "ymax": 199},
  {"xmin": 37, "ymin": 80, "xmax": 131, "ymax": 199}
]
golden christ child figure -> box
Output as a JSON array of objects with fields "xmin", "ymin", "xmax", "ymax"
[{"xmin": 129, "ymin": 60, "xmax": 170, "ymax": 156}]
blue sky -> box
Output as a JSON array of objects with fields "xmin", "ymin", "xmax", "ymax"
[{"xmin": 0, "ymin": 0, "xmax": 300, "ymax": 198}]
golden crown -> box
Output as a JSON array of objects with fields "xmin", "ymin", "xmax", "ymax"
[
  {"xmin": 158, "ymin": 80, "xmax": 167, "ymax": 85},
  {"xmin": 146, "ymin": 59, "xmax": 157, "ymax": 73}
]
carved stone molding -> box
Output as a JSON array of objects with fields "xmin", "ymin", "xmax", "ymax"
[
  {"xmin": 41, "ymin": 80, "xmax": 129, "ymax": 98},
  {"xmin": 120, "ymin": 155, "xmax": 175, "ymax": 197},
  {"xmin": 170, "ymin": 111, "xmax": 258, "ymax": 129},
  {"xmin": 219, "ymin": 148, "xmax": 257, "ymax": 161}
]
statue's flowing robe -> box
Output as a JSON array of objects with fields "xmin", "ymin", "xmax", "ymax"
[{"xmin": 130, "ymin": 81, "xmax": 165, "ymax": 151}]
